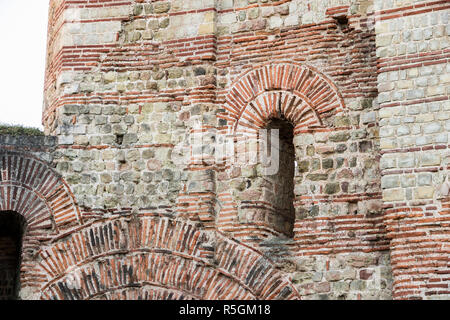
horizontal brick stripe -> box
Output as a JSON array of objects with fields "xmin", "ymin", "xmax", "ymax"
[
  {"xmin": 375, "ymin": 0, "xmax": 450, "ymax": 21},
  {"xmin": 377, "ymin": 50, "xmax": 450, "ymax": 73}
]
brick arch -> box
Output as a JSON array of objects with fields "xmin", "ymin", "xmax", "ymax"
[
  {"xmin": 37, "ymin": 217, "xmax": 300, "ymax": 300},
  {"xmin": 41, "ymin": 254, "xmax": 258, "ymax": 300},
  {"xmin": 91, "ymin": 286, "xmax": 198, "ymax": 300},
  {"xmin": 0, "ymin": 152, "xmax": 82, "ymax": 233},
  {"xmin": 223, "ymin": 62, "xmax": 345, "ymax": 134}
]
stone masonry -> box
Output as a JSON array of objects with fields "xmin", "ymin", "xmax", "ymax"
[{"xmin": 0, "ymin": 0, "xmax": 448, "ymax": 300}]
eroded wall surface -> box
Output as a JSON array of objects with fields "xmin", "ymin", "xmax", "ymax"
[{"xmin": 0, "ymin": 0, "xmax": 448, "ymax": 300}]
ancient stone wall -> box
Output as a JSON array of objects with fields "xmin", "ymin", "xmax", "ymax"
[
  {"xmin": 375, "ymin": 0, "xmax": 450, "ymax": 299},
  {"xmin": 0, "ymin": 0, "xmax": 448, "ymax": 300}
]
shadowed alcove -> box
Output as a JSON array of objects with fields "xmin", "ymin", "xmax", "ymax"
[{"xmin": 0, "ymin": 211, "xmax": 25, "ymax": 300}]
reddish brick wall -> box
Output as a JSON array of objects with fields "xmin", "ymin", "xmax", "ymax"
[
  {"xmin": 383, "ymin": 197, "xmax": 450, "ymax": 299},
  {"xmin": 0, "ymin": 137, "xmax": 82, "ymax": 298}
]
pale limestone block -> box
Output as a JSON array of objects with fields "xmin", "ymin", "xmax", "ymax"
[
  {"xmin": 269, "ymin": 16, "xmax": 283, "ymax": 29},
  {"xmin": 414, "ymin": 186, "xmax": 434, "ymax": 199},
  {"xmin": 383, "ymin": 188, "xmax": 404, "ymax": 201}
]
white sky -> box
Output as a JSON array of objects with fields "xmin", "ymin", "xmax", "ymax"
[{"xmin": 0, "ymin": 0, "xmax": 49, "ymax": 129}]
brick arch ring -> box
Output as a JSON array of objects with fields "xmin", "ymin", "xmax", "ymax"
[
  {"xmin": 0, "ymin": 152, "xmax": 82, "ymax": 233},
  {"xmin": 37, "ymin": 217, "xmax": 300, "ymax": 300},
  {"xmin": 223, "ymin": 62, "xmax": 345, "ymax": 135}
]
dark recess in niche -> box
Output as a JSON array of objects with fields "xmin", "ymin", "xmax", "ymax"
[
  {"xmin": 0, "ymin": 211, "xmax": 26, "ymax": 300},
  {"xmin": 116, "ymin": 134, "xmax": 124, "ymax": 145},
  {"xmin": 334, "ymin": 15, "xmax": 349, "ymax": 31}
]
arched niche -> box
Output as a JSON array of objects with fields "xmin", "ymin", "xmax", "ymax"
[{"xmin": 219, "ymin": 63, "xmax": 345, "ymax": 240}]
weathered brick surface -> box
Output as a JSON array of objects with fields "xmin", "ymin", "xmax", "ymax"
[
  {"xmin": 375, "ymin": 0, "xmax": 450, "ymax": 299},
  {"xmin": 0, "ymin": 0, "xmax": 448, "ymax": 300}
]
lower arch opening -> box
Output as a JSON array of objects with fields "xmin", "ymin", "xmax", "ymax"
[{"xmin": 0, "ymin": 211, "xmax": 25, "ymax": 300}]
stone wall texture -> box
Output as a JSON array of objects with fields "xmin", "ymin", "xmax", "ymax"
[{"xmin": 0, "ymin": 0, "xmax": 448, "ymax": 300}]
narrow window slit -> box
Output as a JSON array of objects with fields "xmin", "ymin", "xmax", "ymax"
[{"xmin": 266, "ymin": 118, "xmax": 295, "ymax": 238}]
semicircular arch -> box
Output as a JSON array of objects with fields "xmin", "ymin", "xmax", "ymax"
[
  {"xmin": 223, "ymin": 62, "xmax": 345, "ymax": 135},
  {"xmin": 0, "ymin": 152, "xmax": 82, "ymax": 233},
  {"xmin": 37, "ymin": 216, "xmax": 300, "ymax": 300}
]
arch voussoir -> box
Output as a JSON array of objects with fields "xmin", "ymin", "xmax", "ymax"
[
  {"xmin": 37, "ymin": 217, "xmax": 301, "ymax": 300},
  {"xmin": 0, "ymin": 152, "xmax": 81, "ymax": 232},
  {"xmin": 224, "ymin": 63, "xmax": 345, "ymax": 134}
]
